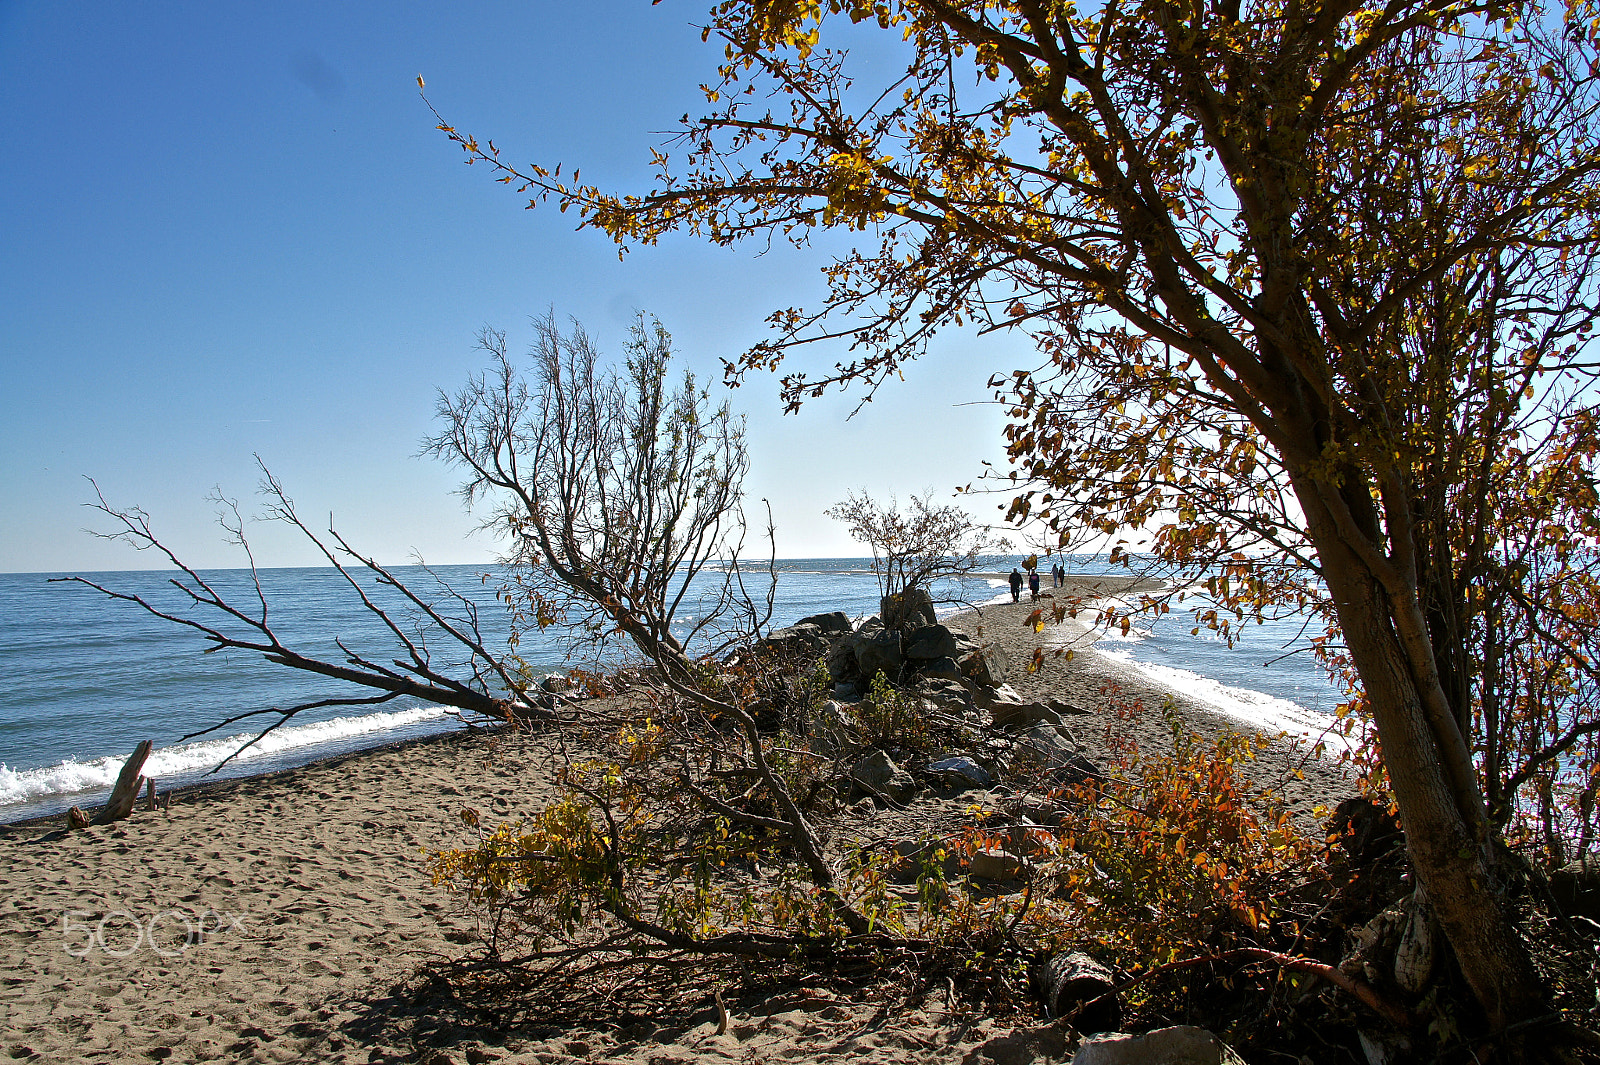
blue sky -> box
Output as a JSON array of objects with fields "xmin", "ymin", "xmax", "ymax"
[{"xmin": 0, "ymin": 2, "xmax": 1031, "ymax": 573}]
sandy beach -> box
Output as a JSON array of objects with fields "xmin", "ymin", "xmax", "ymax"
[{"xmin": 0, "ymin": 578, "xmax": 1352, "ymax": 1064}]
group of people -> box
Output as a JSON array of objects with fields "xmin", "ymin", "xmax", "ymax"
[{"xmin": 1007, "ymin": 561, "xmax": 1067, "ymax": 603}]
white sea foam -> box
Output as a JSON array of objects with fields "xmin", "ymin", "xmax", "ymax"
[
  {"xmin": 0, "ymin": 704, "xmax": 453, "ymax": 807},
  {"xmin": 1094, "ymin": 646, "xmax": 1356, "ymax": 754}
]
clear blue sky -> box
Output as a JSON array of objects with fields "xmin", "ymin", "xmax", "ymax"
[{"xmin": 0, "ymin": 2, "xmax": 1032, "ymax": 574}]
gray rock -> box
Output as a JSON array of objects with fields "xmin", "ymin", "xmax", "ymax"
[
  {"xmin": 973, "ymin": 682, "xmax": 1025, "ymax": 710},
  {"xmin": 927, "ymin": 756, "xmax": 992, "ymax": 788},
  {"xmin": 825, "ymin": 636, "xmax": 861, "ymax": 684},
  {"xmin": 850, "ymin": 749, "xmax": 915, "ymax": 804},
  {"xmin": 966, "ymin": 640, "xmax": 1011, "ymax": 685},
  {"xmin": 992, "ymin": 701, "xmax": 1066, "ymax": 729},
  {"xmin": 808, "ymin": 699, "xmax": 855, "ymax": 752},
  {"xmin": 904, "ymin": 623, "xmax": 960, "ymax": 660},
  {"xmin": 1018, "ymin": 726, "xmax": 1101, "ymax": 783},
  {"xmin": 961, "ymin": 647, "xmax": 999, "ymax": 687},
  {"xmin": 916, "ymin": 655, "xmax": 966, "ymax": 682},
  {"xmin": 991, "ymin": 697, "xmax": 1087, "ymax": 730},
  {"xmin": 882, "ymin": 587, "xmax": 938, "ymax": 629},
  {"xmin": 914, "ymin": 675, "xmax": 976, "ymax": 712},
  {"xmin": 852, "ymin": 630, "xmax": 903, "ymax": 683},
  {"xmin": 760, "ymin": 622, "xmax": 829, "ymax": 659},
  {"xmin": 1072, "ymin": 1026, "xmax": 1244, "ymax": 1065},
  {"xmin": 539, "ymin": 673, "xmax": 572, "ymax": 694},
  {"xmin": 969, "ymin": 846, "xmax": 1026, "ymax": 881},
  {"xmin": 795, "ymin": 610, "xmax": 853, "ymax": 634}
]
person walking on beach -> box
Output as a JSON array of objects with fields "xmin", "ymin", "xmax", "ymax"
[
  {"xmin": 1053, "ymin": 562, "xmax": 1064, "ymax": 587},
  {"xmin": 1028, "ymin": 569, "xmax": 1041, "ymax": 601},
  {"xmin": 1009, "ymin": 568, "xmax": 1023, "ymax": 603}
]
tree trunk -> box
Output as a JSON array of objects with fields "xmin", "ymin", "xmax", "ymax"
[{"xmin": 1309, "ymin": 508, "xmax": 1544, "ymax": 1030}]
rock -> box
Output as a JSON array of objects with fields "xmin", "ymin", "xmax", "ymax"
[
  {"xmin": 760, "ymin": 622, "xmax": 830, "ymax": 659},
  {"xmin": 808, "ymin": 700, "xmax": 855, "ymax": 752},
  {"xmin": 850, "ymin": 749, "xmax": 916, "ymax": 804},
  {"xmin": 1038, "ymin": 952, "xmax": 1121, "ymax": 1034},
  {"xmin": 825, "ymin": 636, "xmax": 861, "ymax": 684},
  {"xmin": 1071, "ymin": 1026, "xmax": 1244, "ymax": 1065},
  {"xmin": 973, "ymin": 682, "xmax": 1025, "ymax": 709},
  {"xmin": 927, "ymin": 756, "xmax": 992, "ymax": 789},
  {"xmin": 962, "ymin": 645, "xmax": 1000, "ymax": 687},
  {"xmin": 989, "ymin": 696, "xmax": 1088, "ymax": 728},
  {"xmin": 916, "ymin": 674, "xmax": 974, "ymax": 704},
  {"xmin": 1550, "ymin": 856, "xmax": 1600, "ymax": 920},
  {"xmin": 539, "ymin": 673, "xmax": 572, "ymax": 694},
  {"xmin": 852, "ymin": 630, "xmax": 904, "ymax": 683},
  {"xmin": 982, "ymin": 640, "xmax": 1012, "ymax": 677},
  {"xmin": 916, "ymin": 656, "xmax": 966, "ymax": 683},
  {"xmin": 969, "ymin": 846, "xmax": 1026, "ymax": 881},
  {"xmin": 1017, "ymin": 726, "xmax": 1101, "ymax": 782},
  {"xmin": 992, "ymin": 700, "xmax": 1065, "ymax": 729},
  {"xmin": 910, "ymin": 675, "xmax": 974, "ymax": 718},
  {"xmin": 882, "ymin": 587, "xmax": 938, "ymax": 630},
  {"xmin": 796, "ymin": 610, "xmax": 853, "ymax": 634},
  {"xmin": 904, "ymin": 624, "xmax": 960, "ymax": 660}
]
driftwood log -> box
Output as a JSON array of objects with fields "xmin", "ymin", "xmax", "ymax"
[
  {"xmin": 1039, "ymin": 951, "xmax": 1123, "ymax": 1033},
  {"xmin": 91, "ymin": 740, "xmax": 153, "ymax": 826}
]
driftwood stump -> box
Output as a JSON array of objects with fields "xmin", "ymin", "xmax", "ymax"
[
  {"xmin": 1039, "ymin": 951, "xmax": 1123, "ymax": 1033},
  {"xmin": 91, "ymin": 740, "xmax": 153, "ymax": 826}
]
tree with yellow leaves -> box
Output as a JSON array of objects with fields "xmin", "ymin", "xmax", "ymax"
[{"xmin": 435, "ymin": 0, "xmax": 1600, "ymax": 1036}]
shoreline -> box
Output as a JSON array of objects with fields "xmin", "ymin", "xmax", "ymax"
[
  {"xmin": 941, "ymin": 581, "xmax": 1353, "ymax": 822},
  {"xmin": 6, "ymin": 571, "xmax": 1348, "ymax": 833},
  {"xmin": 0, "ymin": 581, "xmax": 1356, "ymax": 1064},
  {"xmin": 0, "ymin": 723, "xmax": 498, "ymax": 833}
]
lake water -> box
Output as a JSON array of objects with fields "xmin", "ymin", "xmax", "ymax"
[{"xmin": 0, "ymin": 557, "xmax": 1343, "ymax": 822}]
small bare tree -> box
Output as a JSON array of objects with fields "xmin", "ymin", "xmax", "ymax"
[
  {"xmin": 827, "ymin": 489, "xmax": 1005, "ymax": 630},
  {"xmin": 424, "ymin": 311, "xmax": 773, "ymax": 686},
  {"xmin": 56, "ymin": 313, "xmax": 779, "ymax": 762}
]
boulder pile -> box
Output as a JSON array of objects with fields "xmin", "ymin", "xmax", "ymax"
[{"xmin": 751, "ymin": 604, "xmax": 1102, "ymax": 815}]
